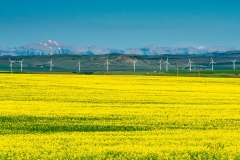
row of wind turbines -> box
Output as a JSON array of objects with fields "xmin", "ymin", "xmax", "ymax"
[
  {"xmin": 8, "ymin": 58, "xmax": 24, "ymax": 73},
  {"xmin": 7, "ymin": 57, "xmax": 238, "ymax": 73},
  {"xmin": 8, "ymin": 58, "xmax": 53, "ymax": 73},
  {"xmin": 158, "ymin": 57, "xmax": 237, "ymax": 71}
]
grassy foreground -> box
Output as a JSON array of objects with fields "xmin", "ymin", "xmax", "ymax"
[{"xmin": 0, "ymin": 74, "xmax": 240, "ymax": 159}]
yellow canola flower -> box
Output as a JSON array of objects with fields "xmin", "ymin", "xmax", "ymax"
[{"xmin": 0, "ymin": 74, "xmax": 240, "ymax": 159}]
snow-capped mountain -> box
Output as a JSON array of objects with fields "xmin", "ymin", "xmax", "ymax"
[
  {"xmin": 0, "ymin": 40, "xmax": 238, "ymax": 56},
  {"xmin": 14, "ymin": 40, "xmax": 75, "ymax": 55},
  {"xmin": 207, "ymin": 46, "xmax": 237, "ymax": 53},
  {"xmin": 76, "ymin": 45, "xmax": 123, "ymax": 55},
  {"xmin": 124, "ymin": 46, "xmax": 238, "ymax": 55},
  {"xmin": 0, "ymin": 40, "xmax": 122, "ymax": 56}
]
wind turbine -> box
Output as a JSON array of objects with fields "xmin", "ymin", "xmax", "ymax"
[
  {"xmin": 231, "ymin": 59, "xmax": 237, "ymax": 70},
  {"xmin": 104, "ymin": 58, "xmax": 110, "ymax": 71},
  {"xmin": 209, "ymin": 57, "xmax": 216, "ymax": 71},
  {"xmin": 158, "ymin": 58, "xmax": 162, "ymax": 70},
  {"xmin": 8, "ymin": 58, "xmax": 15, "ymax": 74},
  {"xmin": 47, "ymin": 59, "xmax": 54, "ymax": 71},
  {"xmin": 132, "ymin": 60, "xmax": 137, "ymax": 71},
  {"xmin": 174, "ymin": 63, "xmax": 183, "ymax": 76},
  {"xmin": 77, "ymin": 59, "xmax": 81, "ymax": 72},
  {"xmin": 163, "ymin": 57, "xmax": 170, "ymax": 72},
  {"xmin": 17, "ymin": 59, "xmax": 24, "ymax": 72},
  {"xmin": 187, "ymin": 58, "xmax": 194, "ymax": 71}
]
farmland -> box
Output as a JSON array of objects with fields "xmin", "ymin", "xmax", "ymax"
[
  {"xmin": 0, "ymin": 53, "xmax": 240, "ymax": 74},
  {"xmin": 0, "ymin": 74, "xmax": 240, "ymax": 159}
]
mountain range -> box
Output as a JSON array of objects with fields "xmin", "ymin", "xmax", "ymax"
[{"xmin": 0, "ymin": 40, "xmax": 238, "ymax": 56}]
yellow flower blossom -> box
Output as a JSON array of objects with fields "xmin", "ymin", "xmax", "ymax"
[{"xmin": 0, "ymin": 74, "xmax": 240, "ymax": 159}]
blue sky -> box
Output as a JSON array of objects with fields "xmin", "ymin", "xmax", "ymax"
[{"xmin": 0, "ymin": 0, "xmax": 240, "ymax": 49}]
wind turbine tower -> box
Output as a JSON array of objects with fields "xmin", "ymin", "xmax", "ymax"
[
  {"xmin": 77, "ymin": 60, "xmax": 81, "ymax": 72},
  {"xmin": 187, "ymin": 58, "xmax": 194, "ymax": 71},
  {"xmin": 231, "ymin": 59, "xmax": 237, "ymax": 70},
  {"xmin": 158, "ymin": 58, "xmax": 162, "ymax": 70},
  {"xmin": 47, "ymin": 59, "xmax": 54, "ymax": 71},
  {"xmin": 209, "ymin": 57, "xmax": 216, "ymax": 71},
  {"xmin": 132, "ymin": 60, "xmax": 137, "ymax": 71},
  {"xmin": 17, "ymin": 59, "xmax": 24, "ymax": 72},
  {"xmin": 104, "ymin": 58, "xmax": 110, "ymax": 71},
  {"xmin": 163, "ymin": 57, "xmax": 170, "ymax": 72},
  {"xmin": 8, "ymin": 58, "xmax": 15, "ymax": 74}
]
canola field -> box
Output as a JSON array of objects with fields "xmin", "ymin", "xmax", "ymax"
[{"xmin": 0, "ymin": 74, "xmax": 240, "ymax": 159}]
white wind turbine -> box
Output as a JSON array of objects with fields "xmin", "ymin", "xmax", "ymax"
[
  {"xmin": 209, "ymin": 57, "xmax": 216, "ymax": 71},
  {"xmin": 187, "ymin": 58, "xmax": 194, "ymax": 71},
  {"xmin": 132, "ymin": 60, "xmax": 137, "ymax": 71},
  {"xmin": 47, "ymin": 59, "xmax": 54, "ymax": 71},
  {"xmin": 231, "ymin": 59, "xmax": 237, "ymax": 70},
  {"xmin": 17, "ymin": 59, "xmax": 24, "ymax": 72},
  {"xmin": 163, "ymin": 57, "xmax": 170, "ymax": 72},
  {"xmin": 104, "ymin": 58, "xmax": 110, "ymax": 71},
  {"xmin": 158, "ymin": 58, "xmax": 162, "ymax": 70},
  {"xmin": 77, "ymin": 59, "xmax": 81, "ymax": 72},
  {"xmin": 8, "ymin": 58, "xmax": 15, "ymax": 74}
]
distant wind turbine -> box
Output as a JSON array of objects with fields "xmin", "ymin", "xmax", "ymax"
[
  {"xmin": 231, "ymin": 59, "xmax": 237, "ymax": 70},
  {"xmin": 187, "ymin": 58, "xmax": 194, "ymax": 71},
  {"xmin": 8, "ymin": 58, "xmax": 15, "ymax": 74},
  {"xmin": 47, "ymin": 59, "xmax": 54, "ymax": 71},
  {"xmin": 158, "ymin": 58, "xmax": 162, "ymax": 71},
  {"xmin": 17, "ymin": 59, "xmax": 24, "ymax": 72},
  {"xmin": 77, "ymin": 60, "xmax": 81, "ymax": 72},
  {"xmin": 163, "ymin": 57, "xmax": 170, "ymax": 72},
  {"xmin": 209, "ymin": 57, "xmax": 216, "ymax": 71},
  {"xmin": 104, "ymin": 58, "xmax": 110, "ymax": 71},
  {"xmin": 132, "ymin": 60, "xmax": 137, "ymax": 71}
]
